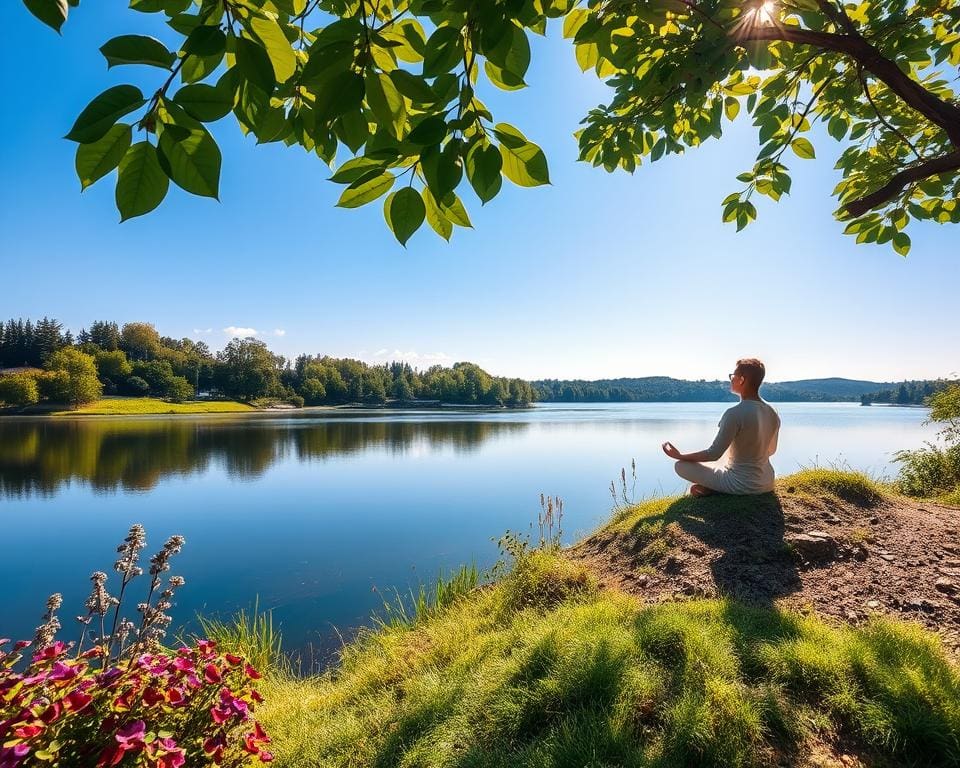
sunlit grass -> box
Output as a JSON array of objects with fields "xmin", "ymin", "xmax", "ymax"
[
  {"xmin": 259, "ymin": 548, "xmax": 960, "ymax": 767},
  {"xmin": 51, "ymin": 397, "xmax": 254, "ymax": 415}
]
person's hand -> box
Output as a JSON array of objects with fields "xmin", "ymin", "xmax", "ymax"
[{"xmin": 661, "ymin": 441, "xmax": 682, "ymax": 460}]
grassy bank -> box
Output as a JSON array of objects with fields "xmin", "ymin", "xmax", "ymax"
[
  {"xmin": 249, "ymin": 470, "xmax": 960, "ymax": 768},
  {"xmin": 48, "ymin": 396, "xmax": 255, "ymax": 415}
]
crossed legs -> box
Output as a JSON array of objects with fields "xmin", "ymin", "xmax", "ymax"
[{"xmin": 674, "ymin": 460, "xmax": 728, "ymax": 497}]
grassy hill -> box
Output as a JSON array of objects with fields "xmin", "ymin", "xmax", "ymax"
[{"xmin": 254, "ymin": 471, "xmax": 960, "ymax": 768}]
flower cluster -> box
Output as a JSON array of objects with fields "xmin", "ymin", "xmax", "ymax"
[
  {"xmin": 1, "ymin": 525, "xmax": 272, "ymax": 768},
  {"xmin": 0, "ymin": 638, "xmax": 271, "ymax": 768}
]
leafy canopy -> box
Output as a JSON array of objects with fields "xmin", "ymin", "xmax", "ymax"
[{"xmin": 23, "ymin": 0, "xmax": 960, "ymax": 252}]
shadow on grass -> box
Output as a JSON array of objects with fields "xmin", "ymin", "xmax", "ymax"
[{"xmin": 623, "ymin": 492, "xmax": 802, "ymax": 610}]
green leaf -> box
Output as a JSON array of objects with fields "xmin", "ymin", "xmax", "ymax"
[
  {"xmin": 364, "ymin": 72, "xmax": 406, "ymax": 140},
  {"xmin": 173, "ymin": 82, "xmax": 234, "ymax": 122},
  {"xmin": 497, "ymin": 125, "xmax": 549, "ymax": 188},
  {"xmin": 485, "ymin": 23, "xmax": 530, "ymax": 80},
  {"xmin": 314, "ymin": 71, "xmax": 365, "ymax": 122},
  {"xmin": 408, "ymin": 116, "xmax": 447, "ymax": 146},
  {"xmin": 465, "ymin": 142, "xmax": 502, "ymax": 203},
  {"xmin": 250, "ymin": 15, "xmax": 297, "ymax": 83},
  {"xmin": 389, "ymin": 70, "xmax": 437, "ymax": 104},
  {"xmin": 892, "ymin": 232, "xmax": 911, "ymax": 256},
  {"xmin": 423, "ymin": 187, "xmax": 452, "ymax": 241},
  {"xmin": 724, "ymin": 96, "xmax": 740, "ymax": 121},
  {"xmin": 75, "ymin": 123, "xmax": 132, "ymax": 190},
  {"xmin": 422, "ymin": 26, "xmax": 463, "ymax": 78},
  {"xmin": 23, "ymin": 0, "xmax": 68, "ymax": 32},
  {"xmin": 329, "ymin": 157, "xmax": 385, "ymax": 184},
  {"xmin": 384, "ymin": 187, "xmax": 426, "ymax": 245},
  {"xmin": 66, "ymin": 85, "xmax": 146, "ymax": 144},
  {"xmin": 235, "ymin": 36, "xmax": 276, "ymax": 93},
  {"xmin": 182, "ymin": 25, "xmax": 226, "ymax": 56},
  {"xmin": 115, "ymin": 141, "xmax": 169, "ymax": 221},
  {"xmin": 790, "ymin": 137, "xmax": 815, "ymax": 159},
  {"xmin": 484, "ymin": 61, "xmax": 525, "ymax": 91},
  {"xmin": 439, "ymin": 194, "xmax": 471, "ymax": 227},
  {"xmin": 827, "ymin": 116, "xmax": 848, "ymax": 141},
  {"xmin": 337, "ymin": 171, "xmax": 395, "ymax": 208},
  {"xmin": 157, "ymin": 124, "xmax": 221, "ymax": 198},
  {"xmin": 100, "ymin": 35, "xmax": 175, "ymax": 69}
]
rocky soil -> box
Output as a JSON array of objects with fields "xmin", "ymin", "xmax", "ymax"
[{"xmin": 571, "ymin": 484, "xmax": 960, "ymax": 652}]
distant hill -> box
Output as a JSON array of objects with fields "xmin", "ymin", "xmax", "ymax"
[{"xmin": 533, "ymin": 376, "xmax": 906, "ymax": 403}]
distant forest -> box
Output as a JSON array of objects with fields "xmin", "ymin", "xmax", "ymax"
[
  {"xmin": 0, "ymin": 318, "xmax": 535, "ymax": 408},
  {"xmin": 534, "ymin": 376, "xmax": 951, "ymax": 404}
]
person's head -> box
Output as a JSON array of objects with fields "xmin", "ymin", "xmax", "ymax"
[{"xmin": 728, "ymin": 358, "xmax": 765, "ymax": 396}]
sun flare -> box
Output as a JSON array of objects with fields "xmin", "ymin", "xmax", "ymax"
[{"xmin": 756, "ymin": 0, "xmax": 777, "ymax": 25}]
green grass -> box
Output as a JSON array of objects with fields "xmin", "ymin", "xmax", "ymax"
[
  {"xmin": 258, "ymin": 547, "xmax": 960, "ymax": 768},
  {"xmin": 50, "ymin": 396, "xmax": 254, "ymax": 415},
  {"xmin": 198, "ymin": 601, "xmax": 285, "ymax": 674},
  {"xmin": 779, "ymin": 467, "xmax": 885, "ymax": 505}
]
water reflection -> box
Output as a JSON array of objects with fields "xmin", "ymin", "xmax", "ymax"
[{"xmin": 0, "ymin": 417, "xmax": 528, "ymax": 497}]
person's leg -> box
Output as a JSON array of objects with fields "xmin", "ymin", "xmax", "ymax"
[{"xmin": 674, "ymin": 460, "xmax": 729, "ymax": 495}]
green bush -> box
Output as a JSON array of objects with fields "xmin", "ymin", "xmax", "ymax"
[
  {"xmin": 166, "ymin": 375, "xmax": 195, "ymax": 403},
  {"xmin": 124, "ymin": 375, "xmax": 150, "ymax": 396},
  {"xmin": 0, "ymin": 373, "xmax": 39, "ymax": 406},
  {"xmin": 895, "ymin": 443, "xmax": 960, "ymax": 500}
]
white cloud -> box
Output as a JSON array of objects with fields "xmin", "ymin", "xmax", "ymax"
[
  {"xmin": 272, "ymin": 329, "xmax": 286, "ymax": 337},
  {"xmin": 192, "ymin": 328, "xmax": 213, "ymax": 335},
  {"xmin": 223, "ymin": 326, "xmax": 258, "ymax": 337}
]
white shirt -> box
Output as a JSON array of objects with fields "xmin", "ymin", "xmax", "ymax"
[{"xmin": 704, "ymin": 399, "xmax": 781, "ymax": 492}]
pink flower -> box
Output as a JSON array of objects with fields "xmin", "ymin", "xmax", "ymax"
[
  {"xmin": 196, "ymin": 640, "xmax": 217, "ymax": 657},
  {"xmin": 0, "ymin": 744, "xmax": 30, "ymax": 768},
  {"xmin": 34, "ymin": 641, "xmax": 67, "ymax": 661},
  {"xmin": 172, "ymin": 657, "xmax": 194, "ymax": 673},
  {"xmin": 65, "ymin": 690, "xmax": 93, "ymax": 712},
  {"xmin": 259, "ymin": 750, "xmax": 274, "ymax": 763},
  {"xmin": 203, "ymin": 663, "xmax": 222, "ymax": 684},
  {"xmin": 245, "ymin": 663, "xmax": 263, "ymax": 680},
  {"xmin": 38, "ymin": 702, "xmax": 62, "ymax": 724},
  {"xmin": 209, "ymin": 705, "xmax": 232, "ymax": 724},
  {"xmin": 47, "ymin": 661, "xmax": 80, "ymax": 681},
  {"xmin": 202, "ymin": 734, "xmax": 226, "ymax": 764},
  {"xmin": 115, "ymin": 719, "xmax": 146, "ymax": 747},
  {"xmin": 13, "ymin": 724, "xmax": 42, "ymax": 739},
  {"xmin": 143, "ymin": 687, "xmax": 165, "ymax": 707}
]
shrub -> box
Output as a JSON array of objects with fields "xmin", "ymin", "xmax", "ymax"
[
  {"xmin": 299, "ymin": 378, "xmax": 326, "ymax": 406},
  {"xmin": 46, "ymin": 348, "xmax": 102, "ymax": 406},
  {"xmin": 94, "ymin": 350, "xmax": 133, "ymax": 381},
  {"xmin": 0, "ymin": 373, "xmax": 39, "ymax": 407},
  {"xmin": 285, "ymin": 394, "xmax": 304, "ymax": 408},
  {"xmin": 895, "ymin": 442, "xmax": 960, "ymax": 499},
  {"xmin": 0, "ymin": 526, "xmax": 272, "ymax": 768},
  {"xmin": 125, "ymin": 376, "xmax": 151, "ymax": 396},
  {"xmin": 166, "ymin": 376, "xmax": 195, "ymax": 403}
]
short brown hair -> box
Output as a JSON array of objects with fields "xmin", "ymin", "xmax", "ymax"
[{"xmin": 735, "ymin": 358, "xmax": 766, "ymax": 389}]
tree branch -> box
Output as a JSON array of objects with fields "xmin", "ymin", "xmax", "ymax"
[
  {"xmin": 843, "ymin": 150, "xmax": 960, "ymax": 216},
  {"xmin": 738, "ymin": 25, "xmax": 960, "ymax": 145}
]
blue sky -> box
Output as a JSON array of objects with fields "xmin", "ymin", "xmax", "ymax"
[{"xmin": 2, "ymin": 4, "xmax": 957, "ymax": 382}]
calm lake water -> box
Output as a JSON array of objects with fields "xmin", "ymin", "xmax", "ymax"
[{"xmin": 0, "ymin": 402, "xmax": 937, "ymax": 661}]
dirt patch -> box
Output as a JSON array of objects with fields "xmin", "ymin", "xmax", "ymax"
[{"xmin": 570, "ymin": 487, "xmax": 960, "ymax": 651}]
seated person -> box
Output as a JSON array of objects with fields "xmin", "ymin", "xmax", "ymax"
[{"xmin": 661, "ymin": 358, "xmax": 781, "ymax": 497}]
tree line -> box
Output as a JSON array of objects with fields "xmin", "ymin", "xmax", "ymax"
[
  {"xmin": 533, "ymin": 377, "xmax": 947, "ymax": 403},
  {"xmin": 0, "ymin": 318, "xmax": 535, "ymax": 409},
  {"xmin": 860, "ymin": 380, "xmax": 952, "ymax": 406}
]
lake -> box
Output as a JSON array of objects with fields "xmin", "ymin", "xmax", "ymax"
[{"xmin": 0, "ymin": 402, "xmax": 937, "ymax": 662}]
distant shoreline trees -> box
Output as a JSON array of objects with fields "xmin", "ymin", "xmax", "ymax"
[{"xmin": 0, "ymin": 317, "xmax": 535, "ymax": 409}]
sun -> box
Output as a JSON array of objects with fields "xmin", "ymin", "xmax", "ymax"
[{"xmin": 756, "ymin": 0, "xmax": 777, "ymax": 25}]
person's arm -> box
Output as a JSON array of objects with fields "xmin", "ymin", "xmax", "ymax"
[{"xmin": 662, "ymin": 409, "xmax": 739, "ymax": 462}]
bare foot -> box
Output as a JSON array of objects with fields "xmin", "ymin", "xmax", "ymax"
[{"xmin": 690, "ymin": 484, "xmax": 716, "ymax": 497}]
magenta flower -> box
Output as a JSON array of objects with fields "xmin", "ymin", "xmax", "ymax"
[{"xmin": 0, "ymin": 744, "xmax": 30, "ymax": 768}]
